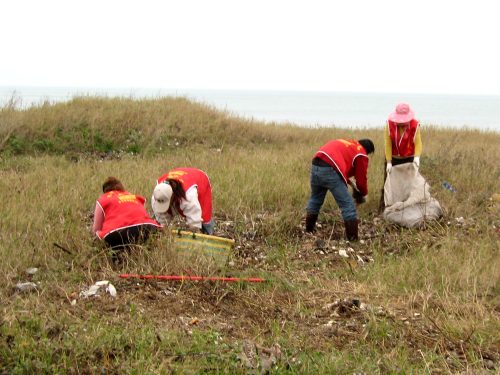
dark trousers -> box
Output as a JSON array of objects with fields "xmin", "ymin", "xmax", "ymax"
[{"xmin": 103, "ymin": 224, "xmax": 157, "ymax": 250}]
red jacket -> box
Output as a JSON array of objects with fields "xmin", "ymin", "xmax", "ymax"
[
  {"xmin": 157, "ymin": 168, "xmax": 213, "ymax": 223},
  {"xmin": 314, "ymin": 139, "xmax": 370, "ymax": 196},
  {"xmin": 96, "ymin": 190, "xmax": 160, "ymax": 239},
  {"xmin": 388, "ymin": 119, "xmax": 419, "ymax": 157}
]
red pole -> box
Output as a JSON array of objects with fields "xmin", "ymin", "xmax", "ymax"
[{"xmin": 118, "ymin": 274, "xmax": 266, "ymax": 283}]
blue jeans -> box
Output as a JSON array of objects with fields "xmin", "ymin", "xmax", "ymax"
[
  {"xmin": 306, "ymin": 165, "xmax": 357, "ymax": 221},
  {"xmin": 202, "ymin": 219, "xmax": 215, "ymax": 235}
]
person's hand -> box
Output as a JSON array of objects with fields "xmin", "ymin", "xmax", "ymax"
[
  {"xmin": 352, "ymin": 189, "xmax": 366, "ymax": 204},
  {"xmin": 413, "ymin": 156, "xmax": 420, "ymax": 168},
  {"xmin": 386, "ymin": 162, "xmax": 392, "ymax": 174}
]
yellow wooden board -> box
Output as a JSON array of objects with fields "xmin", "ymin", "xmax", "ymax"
[{"xmin": 172, "ymin": 230, "xmax": 235, "ymax": 265}]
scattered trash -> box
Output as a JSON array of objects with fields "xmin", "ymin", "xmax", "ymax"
[
  {"xmin": 356, "ymin": 254, "xmax": 365, "ymax": 264},
  {"xmin": 15, "ymin": 282, "xmax": 38, "ymax": 293},
  {"xmin": 189, "ymin": 318, "xmax": 200, "ymax": 326},
  {"xmin": 442, "ymin": 181, "xmax": 457, "ymax": 192},
  {"xmin": 338, "ymin": 249, "xmax": 349, "ymax": 258},
  {"xmin": 26, "ymin": 267, "xmax": 38, "ymax": 276},
  {"xmin": 238, "ymin": 340, "xmax": 281, "ymax": 372},
  {"xmin": 80, "ymin": 280, "xmax": 117, "ymax": 298}
]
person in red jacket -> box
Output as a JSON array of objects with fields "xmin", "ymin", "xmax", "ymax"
[
  {"xmin": 385, "ymin": 102, "xmax": 422, "ymax": 172},
  {"xmin": 92, "ymin": 177, "xmax": 161, "ymax": 249},
  {"xmin": 378, "ymin": 102, "xmax": 423, "ymax": 212},
  {"xmin": 305, "ymin": 139, "xmax": 374, "ymax": 240},
  {"xmin": 151, "ymin": 168, "xmax": 214, "ymax": 235}
]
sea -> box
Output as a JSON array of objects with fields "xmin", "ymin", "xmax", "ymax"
[{"xmin": 1, "ymin": 86, "xmax": 499, "ymax": 132}]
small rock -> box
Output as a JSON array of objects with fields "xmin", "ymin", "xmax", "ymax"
[{"xmin": 484, "ymin": 359, "xmax": 495, "ymax": 370}]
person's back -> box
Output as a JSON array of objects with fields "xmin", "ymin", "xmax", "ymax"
[
  {"xmin": 153, "ymin": 168, "xmax": 214, "ymax": 234},
  {"xmin": 93, "ymin": 177, "xmax": 160, "ymax": 249},
  {"xmin": 306, "ymin": 139, "xmax": 374, "ymax": 240},
  {"xmin": 96, "ymin": 190, "xmax": 156, "ymax": 239}
]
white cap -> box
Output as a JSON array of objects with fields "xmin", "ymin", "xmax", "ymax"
[{"xmin": 153, "ymin": 183, "xmax": 173, "ymax": 213}]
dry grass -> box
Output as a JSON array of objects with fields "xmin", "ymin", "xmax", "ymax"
[{"xmin": 0, "ymin": 97, "xmax": 499, "ymax": 373}]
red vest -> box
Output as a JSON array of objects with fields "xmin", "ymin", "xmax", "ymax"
[
  {"xmin": 96, "ymin": 190, "xmax": 160, "ymax": 239},
  {"xmin": 157, "ymin": 168, "xmax": 213, "ymax": 223},
  {"xmin": 314, "ymin": 139, "xmax": 368, "ymax": 184},
  {"xmin": 388, "ymin": 119, "xmax": 419, "ymax": 157}
]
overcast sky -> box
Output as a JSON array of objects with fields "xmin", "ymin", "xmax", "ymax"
[{"xmin": 1, "ymin": 0, "xmax": 499, "ymax": 95}]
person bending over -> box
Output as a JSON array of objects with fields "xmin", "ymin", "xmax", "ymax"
[
  {"xmin": 92, "ymin": 177, "xmax": 161, "ymax": 249},
  {"xmin": 305, "ymin": 139, "xmax": 375, "ymax": 241},
  {"xmin": 152, "ymin": 167, "xmax": 214, "ymax": 235}
]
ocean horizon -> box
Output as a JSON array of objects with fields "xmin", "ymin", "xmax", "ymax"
[{"xmin": 1, "ymin": 86, "xmax": 499, "ymax": 132}]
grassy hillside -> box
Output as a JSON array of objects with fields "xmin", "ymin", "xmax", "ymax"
[{"xmin": 0, "ymin": 97, "xmax": 499, "ymax": 373}]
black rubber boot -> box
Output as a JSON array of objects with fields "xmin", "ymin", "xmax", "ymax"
[
  {"xmin": 344, "ymin": 219, "xmax": 359, "ymax": 241},
  {"xmin": 305, "ymin": 213, "xmax": 319, "ymax": 233}
]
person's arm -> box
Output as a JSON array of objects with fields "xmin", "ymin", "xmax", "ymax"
[
  {"xmin": 180, "ymin": 187, "xmax": 203, "ymax": 230},
  {"xmin": 384, "ymin": 124, "xmax": 393, "ymax": 162},
  {"xmin": 414, "ymin": 127, "xmax": 422, "ymax": 157},
  {"xmin": 92, "ymin": 202, "xmax": 104, "ymax": 235},
  {"xmin": 353, "ymin": 157, "xmax": 369, "ymax": 196}
]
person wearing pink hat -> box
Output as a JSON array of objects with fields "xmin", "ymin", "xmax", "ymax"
[
  {"xmin": 379, "ymin": 103, "xmax": 422, "ymax": 212},
  {"xmin": 384, "ymin": 103, "xmax": 422, "ymax": 172}
]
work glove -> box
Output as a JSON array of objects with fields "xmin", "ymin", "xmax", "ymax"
[
  {"xmin": 386, "ymin": 162, "xmax": 392, "ymax": 174},
  {"xmin": 413, "ymin": 156, "xmax": 420, "ymax": 167},
  {"xmin": 352, "ymin": 189, "xmax": 366, "ymax": 204}
]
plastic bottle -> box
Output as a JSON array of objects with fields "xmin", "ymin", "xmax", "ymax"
[{"xmin": 442, "ymin": 181, "xmax": 457, "ymax": 192}]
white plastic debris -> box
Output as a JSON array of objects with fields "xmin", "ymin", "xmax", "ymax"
[
  {"xmin": 26, "ymin": 267, "xmax": 39, "ymax": 276},
  {"xmin": 106, "ymin": 283, "xmax": 117, "ymax": 297},
  {"xmin": 338, "ymin": 249, "xmax": 349, "ymax": 258},
  {"xmin": 356, "ymin": 254, "xmax": 365, "ymax": 264},
  {"xmin": 80, "ymin": 280, "xmax": 117, "ymax": 298},
  {"xmin": 15, "ymin": 282, "xmax": 38, "ymax": 293},
  {"xmin": 80, "ymin": 284, "xmax": 100, "ymax": 298}
]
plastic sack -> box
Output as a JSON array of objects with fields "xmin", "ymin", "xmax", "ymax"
[{"xmin": 383, "ymin": 163, "xmax": 442, "ymax": 228}]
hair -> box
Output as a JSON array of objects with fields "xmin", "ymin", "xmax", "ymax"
[
  {"xmin": 358, "ymin": 139, "xmax": 375, "ymax": 155},
  {"xmin": 102, "ymin": 177, "xmax": 125, "ymax": 193},
  {"xmin": 167, "ymin": 179, "xmax": 186, "ymax": 201}
]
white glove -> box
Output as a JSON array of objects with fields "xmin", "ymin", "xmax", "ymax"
[
  {"xmin": 386, "ymin": 162, "xmax": 392, "ymax": 174},
  {"xmin": 414, "ymin": 156, "xmax": 420, "ymax": 167}
]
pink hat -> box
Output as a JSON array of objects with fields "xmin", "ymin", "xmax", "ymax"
[{"xmin": 388, "ymin": 103, "xmax": 415, "ymax": 123}]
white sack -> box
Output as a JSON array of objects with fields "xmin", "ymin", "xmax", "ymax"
[{"xmin": 383, "ymin": 163, "xmax": 442, "ymax": 228}]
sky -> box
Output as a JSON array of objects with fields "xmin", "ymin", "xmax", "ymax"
[{"xmin": 1, "ymin": 0, "xmax": 499, "ymax": 95}]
